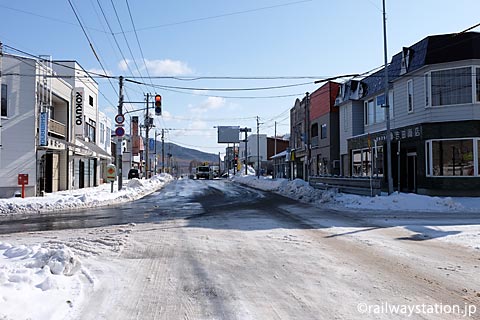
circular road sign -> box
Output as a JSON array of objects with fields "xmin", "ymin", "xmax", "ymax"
[
  {"xmin": 115, "ymin": 126, "xmax": 125, "ymax": 137},
  {"xmin": 115, "ymin": 114, "xmax": 125, "ymax": 124}
]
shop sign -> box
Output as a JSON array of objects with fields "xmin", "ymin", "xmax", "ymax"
[{"xmin": 39, "ymin": 112, "xmax": 48, "ymax": 146}]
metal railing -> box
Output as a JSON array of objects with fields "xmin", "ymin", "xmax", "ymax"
[{"xmin": 309, "ymin": 176, "xmax": 382, "ymax": 197}]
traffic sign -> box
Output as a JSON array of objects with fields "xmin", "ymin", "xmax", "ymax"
[
  {"xmin": 106, "ymin": 164, "xmax": 116, "ymax": 182},
  {"xmin": 115, "ymin": 126, "xmax": 125, "ymax": 137},
  {"xmin": 115, "ymin": 114, "xmax": 125, "ymax": 124}
]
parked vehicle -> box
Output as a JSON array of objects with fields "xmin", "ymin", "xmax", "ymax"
[{"xmin": 128, "ymin": 168, "xmax": 140, "ymax": 179}]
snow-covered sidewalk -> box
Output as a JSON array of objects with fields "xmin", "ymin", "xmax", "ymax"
[
  {"xmin": 232, "ymin": 175, "xmax": 480, "ymax": 213},
  {"xmin": 0, "ymin": 173, "xmax": 174, "ymax": 216},
  {"xmin": 0, "ymin": 173, "xmax": 174, "ymax": 320}
]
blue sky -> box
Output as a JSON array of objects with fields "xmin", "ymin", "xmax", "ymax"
[{"xmin": 1, "ymin": 0, "xmax": 480, "ymax": 155}]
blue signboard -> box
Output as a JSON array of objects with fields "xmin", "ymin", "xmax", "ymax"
[
  {"xmin": 149, "ymin": 138, "xmax": 155, "ymax": 151},
  {"xmin": 39, "ymin": 112, "xmax": 48, "ymax": 146}
]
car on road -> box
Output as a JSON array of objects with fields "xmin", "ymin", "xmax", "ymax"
[{"xmin": 128, "ymin": 168, "xmax": 140, "ymax": 179}]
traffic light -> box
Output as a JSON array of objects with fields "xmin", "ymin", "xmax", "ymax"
[{"xmin": 154, "ymin": 94, "xmax": 162, "ymax": 115}]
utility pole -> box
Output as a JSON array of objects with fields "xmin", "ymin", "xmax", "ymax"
[
  {"xmin": 240, "ymin": 127, "xmax": 251, "ymax": 175},
  {"xmin": 383, "ymin": 0, "xmax": 394, "ymax": 194},
  {"xmin": 256, "ymin": 116, "xmax": 260, "ymax": 178},
  {"xmin": 233, "ymin": 143, "xmax": 236, "ymax": 176},
  {"xmin": 161, "ymin": 128, "xmax": 165, "ymax": 173},
  {"xmin": 305, "ymin": 92, "xmax": 310, "ymax": 181},
  {"xmin": 274, "ymin": 121, "xmax": 277, "ymax": 179},
  {"xmin": 144, "ymin": 93, "xmax": 150, "ymax": 178},
  {"xmin": 117, "ymin": 76, "xmax": 124, "ymax": 190},
  {"xmin": 154, "ymin": 130, "xmax": 157, "ymax": 174}
]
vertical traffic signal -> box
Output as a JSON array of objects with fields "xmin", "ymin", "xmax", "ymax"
[{"xmin": 154, "ymin": 94, "xmax": 162, "ymax": 115}]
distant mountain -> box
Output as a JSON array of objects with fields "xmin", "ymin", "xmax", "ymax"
[{"xmin": 154, "ymin": 141, "xmax": 220, "ymax": 174}]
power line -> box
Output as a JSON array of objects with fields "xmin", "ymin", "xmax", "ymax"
[
  {"xmin": 166, "ymin": 115, "xmax": 257, "ymax": 122},
  {"xmin": 122, "ymin": 75, "xmax": 330, "ymax": 80},
  {"xmin": 0, "ymin": 3, "xmax": 107, "ymax": 33},
  {"xmin": 125, "ymin": 0, "xmax": 155, "ymax": 89},
  {"xmin": 110, "ymin": 0, "xmax": 148, "ymax": 86},
  {"xmin": 125, "ymin": 78, "xmax": 314, "ymax": 91},
  {"xmin": 91, "ymin": 0, "xmax": 138, "ymax": 112},
  {"xmin": 3, "ymin": 44, "xmax": 118, "ymax": 109},
  {"xmin": 125, "ymin": 0, "xmax": 313, "ymax": 33},
  {"xmin": 67, "ymin": 0, "xmax": 118, "ymax": 96}
]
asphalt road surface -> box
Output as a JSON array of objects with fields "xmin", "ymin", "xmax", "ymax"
[{"xmin": 2, "ymin": 179, "xmax": 480, "ymax": 319}]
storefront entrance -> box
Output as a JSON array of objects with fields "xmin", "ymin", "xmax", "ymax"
[{"xmin": 406, "ymin": 152, "xmax": 417, "ymax": 193}]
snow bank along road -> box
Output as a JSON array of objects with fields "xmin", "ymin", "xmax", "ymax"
[{"xmin": 2, "ymin": 178, "xmax": 480, "ymax": 319}]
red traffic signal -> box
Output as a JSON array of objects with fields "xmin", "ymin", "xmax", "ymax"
[
  {"xmin": 154, "ymin": 94, "xmax": 162, "ymax": 116},
  {"xmin": 154, "ymin": 95, "xmax": 162, "ymax": 107}
]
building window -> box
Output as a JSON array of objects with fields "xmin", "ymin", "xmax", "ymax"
[
  {"xmin": 106, "ymin": 126, "xmax": 111, "ymax": 145},
  {"xmin": 476, "ymin": 68, "xmax": 480, "ymax": 102},
  {"xmin": 364, "ymin": 99, "xmax": 375, "ymax": 125},
  {"xmin": 375, "ymin": 95, "xmax": 385, "ymax": 123},
  {"xmin": 1, "ymin": 84, "xmax": 7, "ymax": 117},
  {"xmin": 343, "ymin": 106, "xmax": 348, "ymax": 131},
  {"xmin": 374, "ymin": 145, "xmax": 384, "ymax": 177},
  {"xmin": 89, "ymin": 95, "xmax": 94, "ymax": 107},
  {"xmin": 407, "ymin": 80, "xmax": 414, "ymax": 113},
  {"xmin": 427, "ymin": 139, "xmax": 475, "ymax": 177},
  {"xmin": 364, "ymin": 101, "xmax": 368, "ymax": 126},
  {"xmin": 352, "ymin": 148, "xmax": 371, "ymax": 177},
  {"xmin": 320, "ymin": 124, "xmax": 327, "ymax": 139},
  {"xmin": 365, "ymin": 96, "xmax": 386, "ymax": 125},
  {"xmin": 389, "ymin": 91, "xmax": 394, "ymax": 120},
  {"xmin": 431, "ymin": 67, "xmax": 472, "ymax": 106},
  {"xmin": 311, "ymin": 123, "xmax": 319, "ymax": 147},
  {"xmin": 425, "ymin": 73, "xmax": 430, "ymax": 107},
  {"xmin": 311, "ymin": 123, "xmax": 318, "ymax": 138},
  {"xmin": 86, "ymin": 119, "xmax": 96, "ymax": 143},
  {"xmin": 100, "ymin": 123, "xmax": 105, "ymax": 144}
]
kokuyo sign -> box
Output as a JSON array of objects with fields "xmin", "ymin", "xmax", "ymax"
[{"xmin": 74, "ymin": 88, "xmax": 84, "ymax": 136}]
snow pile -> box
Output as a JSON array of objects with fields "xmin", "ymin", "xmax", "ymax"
[
  {"xmin": 0, "ymin": 173, "xmax": 174, "ymax": 216},
  {"xmin": 0, "ymin": 242, "xmax": 86, "ymax": 319},
  {"xmin": 334, "ymin": 192, "xmax": 467, "ymax": 212},
  {"xmin": 233, "ymin": 175, "xmax": 480, "ymax": 212}
]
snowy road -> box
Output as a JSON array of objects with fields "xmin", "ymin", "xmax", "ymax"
[
  {"xmin": 76, "ymin": 179, "xmax": 479, "ymax": 319},
  {"xmin": 2, "ymin": 178, "xmax": 479, "ymax": 319}
]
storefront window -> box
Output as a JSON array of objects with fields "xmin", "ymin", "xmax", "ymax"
[
  {"xmin": 478, "ymin": 140, "xmax": 480, "ymax": 175},
  {"xmin": 432, "ymin": 139, "xmax": 474, "ymax": 176},
  {"xmin": 374, "ymin": 145, "xmax": 384, "ymax": 177},
  {"xmin": 352, "ymin": 148, "xmax": 372, "ymax": 177}
]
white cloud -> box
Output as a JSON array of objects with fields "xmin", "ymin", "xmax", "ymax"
[
  {"xmin": 118, "ymin": 59, "xmax": 131, "ymax": 72},
  {"xmin": 189, "ymin": 97, "xmax": 226, "ymax": 114},
  {"xmin": 145, "ymin": 59, "xmax": 192, "ymax": 76},
  {"xmin": 161, "ymin": 110, "xmax": 172, "ymax": 120}
]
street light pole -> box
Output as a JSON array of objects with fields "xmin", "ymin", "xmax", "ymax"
[
  {"xmin": 144, "ymin": 93, "xmax": 150, "ymax": 178},
  {"xmin": 117, "ymin": 76, "xmax": 124, "ymax": 190},
  {"xmin": 383, "ymin": 0, "xmax": 394, "ymax": 195},
  {"xmin": 257, "ymin": 116, "xmax": 260, "ymax": 178}
]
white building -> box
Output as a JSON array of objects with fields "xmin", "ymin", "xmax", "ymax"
[
  {"xmin": 0, "ymin": 53, "xmax": 112, "ymax": 198},
  {"xmin": 0, "ymin": 54, "xmax": 74, "ymax": 197},
  {"xmin": 239, "ymin": 134, "xmax": 267, "ymax": 173},
  {"xmin": 53, "ymin": 60, "xmax": 112, "ymax": 189}
]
